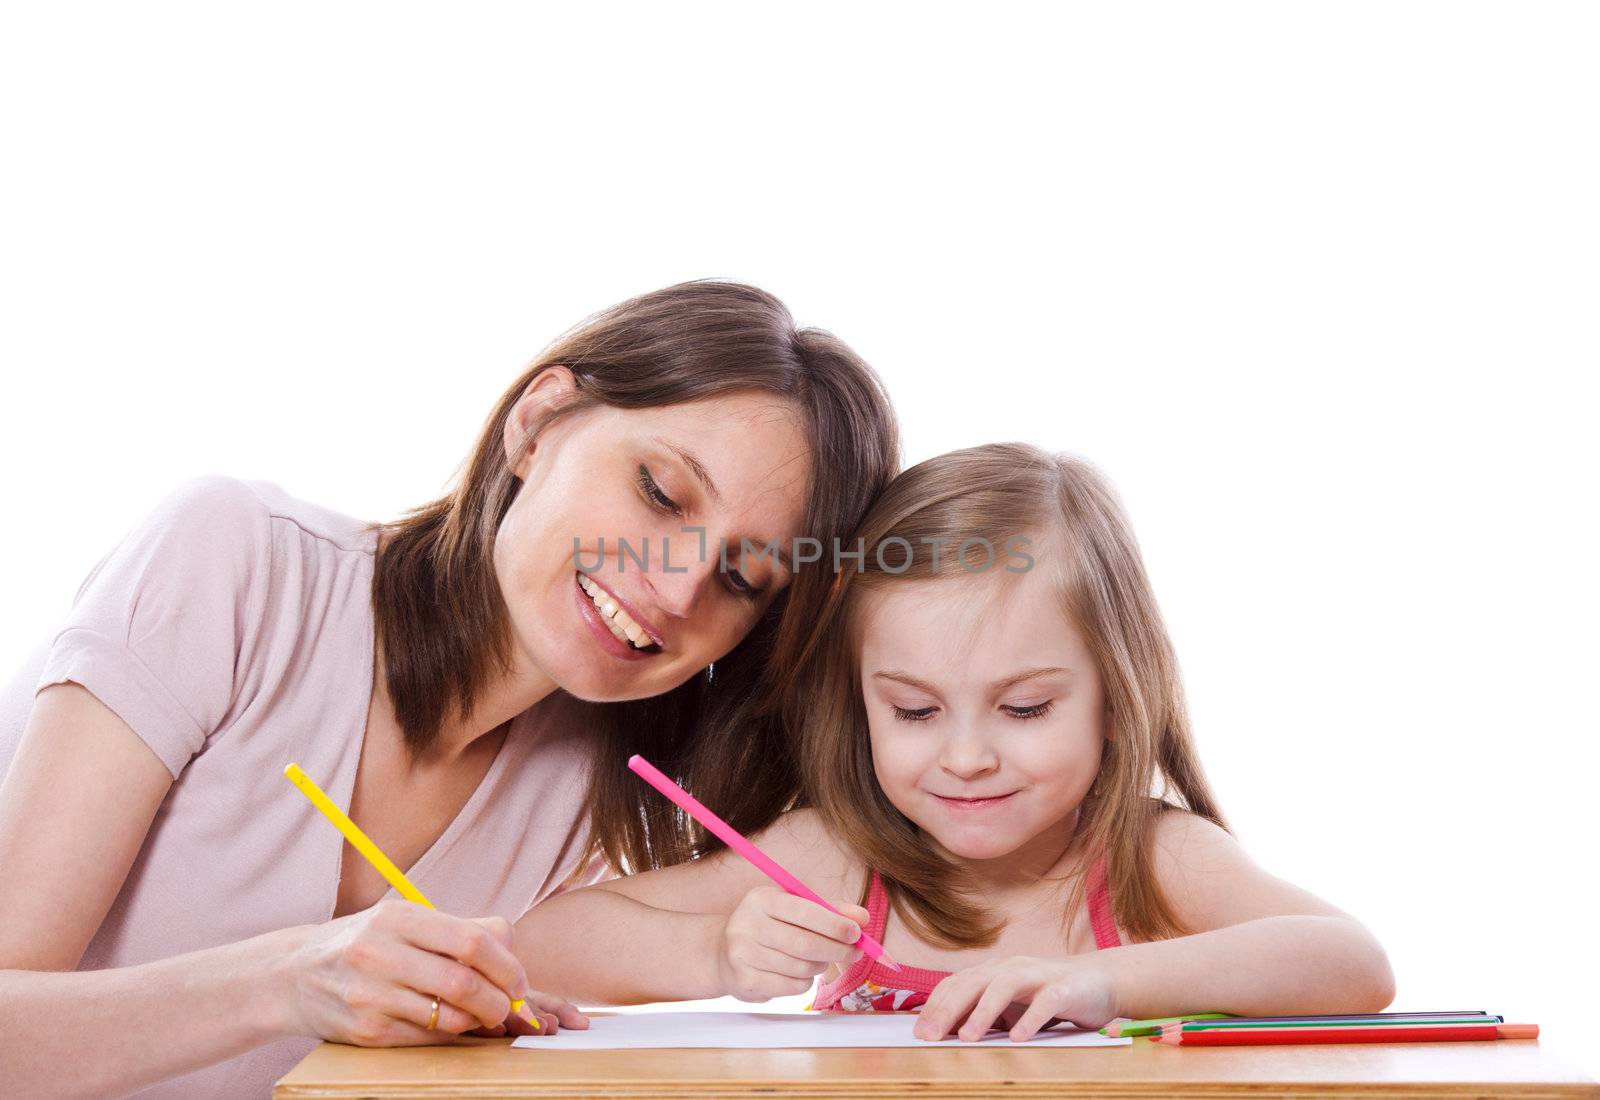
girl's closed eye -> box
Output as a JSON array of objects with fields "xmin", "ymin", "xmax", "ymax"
[
  {"xmin": 889, "ymin": 701, "xmax": 1055, "ymax": 722},
  {"xmin": 1001, "ymin": 700, "xmax": 1054, "ymax": 720}
]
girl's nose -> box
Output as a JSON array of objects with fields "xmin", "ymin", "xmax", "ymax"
[{"xmin": 937, "ymin": 725, "xmax": 1000, "ymax": 779}]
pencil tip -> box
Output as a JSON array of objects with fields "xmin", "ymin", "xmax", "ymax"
[{"xmin": 878, "ymin": 951, "xmax": 903, "ymax": 972}]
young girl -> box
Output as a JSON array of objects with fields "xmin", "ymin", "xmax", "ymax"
[{"xmin": 522, "ymin": 443, "xmax": 1394, "ymax": 1042}]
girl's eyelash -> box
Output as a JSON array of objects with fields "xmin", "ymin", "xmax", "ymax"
[
  {"xmin": 637, "ymin": 465, "xmax": 681, "ymax": 515},
  {"xmin": 639, "ymin": 464, "xmax": 763, "ymax": 602},
  {"xmin": 892, "ymin": 702, "xmax": 1053, "ymax": 722},
  {"xmin": 1003, "ymin": 701, "xmax": 1054, "ymax": 720}
]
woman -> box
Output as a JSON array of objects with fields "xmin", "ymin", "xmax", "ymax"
[{"xmin": 0, "ymin": 281, "xmax": 899, "ymax": 1098}]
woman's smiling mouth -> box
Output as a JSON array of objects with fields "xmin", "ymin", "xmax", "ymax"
[{"xmin": 574, "ymin": 571, "xmax": 664, "ymax": 659}]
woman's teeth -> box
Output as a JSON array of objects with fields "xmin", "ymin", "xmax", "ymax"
[{"xmin": 578, "ymin": 573, "xmax": 655, "ymax": 649}]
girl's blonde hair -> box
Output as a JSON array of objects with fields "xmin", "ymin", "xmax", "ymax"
[{"xmin": 787, "ymin": 442, "xmax": 1225, "ymax": 948}]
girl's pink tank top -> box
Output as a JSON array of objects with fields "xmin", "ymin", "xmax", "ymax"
[{"xmin": 812, "ymin": 858, "xmax": 1122, "ymax": 1013}]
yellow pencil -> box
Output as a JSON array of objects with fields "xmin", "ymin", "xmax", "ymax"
[{"xmin": 283, "ymin": 762, "xmax": 542, "ymax": 1031}]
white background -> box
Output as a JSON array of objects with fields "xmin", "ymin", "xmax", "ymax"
[{"xmin": 2, "ymin": 0, "xmax": 1596, "ymax": 1071}]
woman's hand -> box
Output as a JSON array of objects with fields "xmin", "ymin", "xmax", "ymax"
[
  {"xmin": 462, "ymin": 913, "xmax": 589, "ymax": 1040},
  {"xmin": 274, "ymin": 900, "xmax": 587, "ymax": 1045},
  {"xmin": 716, "ymin": 885, "xmax": 868, "ymax": 1001},
  {"xmin": 913, "ymin": 954, "xmax": 1119, "ymax": 1042},
  {"xmin": 463, "ymin": 985, "xmax": 590, "ymax": 1039}
]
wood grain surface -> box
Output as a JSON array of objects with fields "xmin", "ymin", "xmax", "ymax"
[{"xmin": 275, "ymin": 1033, "xmax": 1600, "ymax": 1099}]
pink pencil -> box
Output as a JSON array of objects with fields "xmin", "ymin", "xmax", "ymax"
[{"xmin": 628, "ymin": 754, "xmax": 901, "ymax": 971}]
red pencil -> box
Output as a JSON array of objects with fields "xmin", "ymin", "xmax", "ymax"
[{"xmin": 1154, "ymin": 1022, "xmax": 1539, "ymax": 1046}]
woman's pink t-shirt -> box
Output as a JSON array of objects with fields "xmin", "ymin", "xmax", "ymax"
[{"xmin": 0, "ymin": 476, "xmax": 613, "ymax": 1099}]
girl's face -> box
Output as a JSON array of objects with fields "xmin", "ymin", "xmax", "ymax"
[
  {"xmin": 494, "ymin": 369, "xmax": 813, "ymax": 703},
  {"xmin": 858, "ymin": 562, "xmax": 1110, "ymax": 868}
]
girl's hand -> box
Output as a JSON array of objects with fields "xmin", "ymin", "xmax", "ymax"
[
  {"xmin": 913, "ymin": 955, "xmax": 1119, "ymax": 1043},
  {"xmin": 456, "ymin": 912, "xmax": 588, "ymax": 1040},
  {"xmin": 716, "ymin": 885, "xmax": 869, "ymax": 1001},
  {"xmin": 464, "ymin": 987, "xmax": 587, "ymax": 1039},
  {"xmin": 275, "ymin": 901, "xmax": 588, "ymax": 1045}
]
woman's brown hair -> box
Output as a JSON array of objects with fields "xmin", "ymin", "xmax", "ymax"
[
  {"xmin": 790, "ymin": 442, "xmax": 1225, "ymax": 948},
  {"xmin": 371, "ymin": 280, "xmax": 900, "ymax": 873}
]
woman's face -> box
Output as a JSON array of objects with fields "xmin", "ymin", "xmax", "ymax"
[{"xmin": 494, "ymin": 369, "xmax": 813, "ymax": 703}]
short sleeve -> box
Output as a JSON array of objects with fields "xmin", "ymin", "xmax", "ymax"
[{"xmin": 35, "ymin": 476, "xmax": 272, "ymax": 778}]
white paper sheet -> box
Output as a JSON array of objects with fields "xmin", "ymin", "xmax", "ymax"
[{"xmin": 511, "ymin": 1010, "xmax": 1131, "ymax": 1050}]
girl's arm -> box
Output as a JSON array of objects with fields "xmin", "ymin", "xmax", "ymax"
[
  {"xmin": 517, "ymin": 808, "xmax": 868, "ymax": 1005},
  {"xmin": 916, "ymin": 810, "xmax": 1395, "ymax": 1041},
  {"xmin": 1097, "ymin": 809, "xmax": 1395, "ymax": 1017},
  {"xmin": 0, "ymin": 684, "xmax": 574, "ymax": 1099}
]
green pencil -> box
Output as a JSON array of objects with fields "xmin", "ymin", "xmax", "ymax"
[{"xmin": 1100, "ymin": 1013, "xmax": 1232, "ymax": 1037}]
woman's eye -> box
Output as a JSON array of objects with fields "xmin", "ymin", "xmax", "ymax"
[
  {"xmin": 891, "ymin": 705, "xmax": 937, "ymax": 722},
  {"xmin": 1002, "ymin": 701, "xmax": 1054, "ymax": 721},
  {"xmin": 636, "ymin": 465, "xmax": 681, "ymax": 515},
  {"xmin": 724, "ymin": 568, "xmax": 762, "ymax": 602}
]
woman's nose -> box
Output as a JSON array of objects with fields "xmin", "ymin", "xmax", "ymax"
[{"xmin": 641, "ymin": 553, "xmax": 720, "ymax": 620}]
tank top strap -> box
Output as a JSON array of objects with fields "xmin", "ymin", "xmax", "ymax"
[{"xmin": 1085, "ymin": 855, "xmax": 1123, "ymax": 949}]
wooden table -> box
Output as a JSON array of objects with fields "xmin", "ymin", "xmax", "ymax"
[{"xmin": 276, "ymin": 1034, "xmax": 1600, "ymax": 1098}]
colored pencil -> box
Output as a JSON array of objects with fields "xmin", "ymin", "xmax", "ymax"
[
  {"xmin": 1182, "ymin": 1010, "xmax": 1491, "ymax": 1026},
  {"xmin": 627, "ymin": 754, "xmax": 902, "ymax": 971},
  {"xmin": 1101, "ymin": 1014, "xmax": 1233, "ymax": 1037},
  {"xmin": 283, "ymin": 762, "xmax": 542, "ymax": 1031},
  {"xmin": 1102, "ymin": 1010, "xmax": 1492, "ymax": 1038},
  {"xmin": 1126, "ymin": 1010, "xmax": 1484, "ymax": 1036},
  {"xmin": 1155, "ymin": 1022, "xmax": 1538, "ymax": 1046},
  {"xmin": 1178, "ymin": 1014, "xmax": 1500, "ymax": 1032}
]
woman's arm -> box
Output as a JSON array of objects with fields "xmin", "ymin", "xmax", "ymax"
[
  {"xmin": 0, "ymin": 682, "xmax": 289, "ymax": 1097},
  {"xmin": 915, "ymin": 810, "xmax": 1395, "ymax": 1041},
  {"xmin": 0, "ymin": 684, "xmax": 576, "ymax": 1099},
  {"xmin": 518, "ymin": 808, "xmax": 867, "ymax": 1005}
]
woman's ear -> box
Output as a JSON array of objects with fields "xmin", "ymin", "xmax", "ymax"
[
  {"xmin": 504, "ymin": 366, "xmax": 579, "ymax": 478},
  {"xmin": 1102, "ymin": 703, "xmax": 1115, "ymax": 742}
]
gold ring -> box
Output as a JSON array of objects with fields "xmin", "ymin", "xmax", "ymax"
[{"xmin": 426, "ymin": 995, "xmax": 441, "ymax": 1030}]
